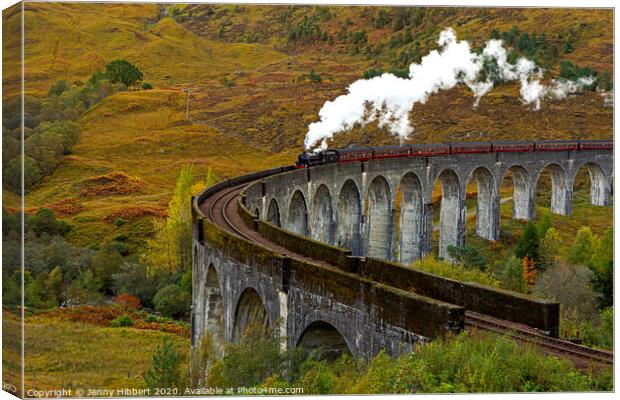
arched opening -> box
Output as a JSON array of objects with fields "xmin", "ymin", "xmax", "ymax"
[
  {"xmin": 573, "ymin": 162, "xmax": 611, "ymax": 206},
  {"xmin": 536, "ymin": 164, "xmax": 570, "ymax": 215},
  {"xmin": 433, "ymin": 169, "xmax": 463, "ymax": 259},
  {"xmin": 397, "ymin": 173, "xmax": 423, "ymax": 264},
  {"xmin": 310, "ymin": 185, "xmax": 334, "ymax": 244},
  {"xmin": 287, "ymin": 190, "xmax": 309, "ymax": 236},
  {"xmin": 203, "ymin": 265, "xmax": 224, "ymax": 356},
  {"xmin": 336, "ymin": 180, "xmax": 362, "ymax": 255},
  {"xmin": 254, "ymin": 207, "xmax": 260, "ymax": 219},
  {"xmin": 499, "ymin": 165, "xmax": 532, "ymax": 221},
  {"xmin": 232, "ymin": 288, "xmax": 269, "ymax": 341},
  {"xmin": 366, "ymin": 176, "xmax": 392, "ymax": 260},
  {"xmin": 267, "ymin": 198, "xmax": 281, "ymax": 227},
  {"xmin": 465, "ymin": 167, "xmax": 498, "ymax": 241},
  {"xmin": 297, "ymin": 320, "xmax": 351, "ymax": 361}
]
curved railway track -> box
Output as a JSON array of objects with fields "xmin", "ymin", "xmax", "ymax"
[{"xmin": 199, "ymin": 176, "xmax": 613, "ymax": 371}]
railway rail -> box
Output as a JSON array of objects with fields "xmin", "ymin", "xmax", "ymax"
[
  {"xmin": 199, "ymin": 175, "xmax": 613, "ymax": 371},
  {"xmin": 465, "ymin": 312, "xmax": 613, "ymax": 370}
]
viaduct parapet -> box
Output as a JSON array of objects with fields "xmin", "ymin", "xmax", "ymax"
[{"xmin": 191, "ymin": 145, "xmax": 612, "ymax": 365}]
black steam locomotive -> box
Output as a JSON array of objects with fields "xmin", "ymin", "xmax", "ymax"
[{"xmin": 295, "ymin": 140, "xmax": 612, "ymax": 168}]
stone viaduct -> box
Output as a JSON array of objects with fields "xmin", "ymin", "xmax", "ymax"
[{"xmin": 191, "ymin": 145, "xmax": 612, "ymax": 363}]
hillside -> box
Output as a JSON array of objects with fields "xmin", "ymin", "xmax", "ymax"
[{"xmin": 3, "ymin": 3, "xmax": 613, "ymax": 248}]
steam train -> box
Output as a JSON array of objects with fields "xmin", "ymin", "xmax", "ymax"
[{"xmin": 295, "ymin": 140, "xmax": 613, "ymax": 168}]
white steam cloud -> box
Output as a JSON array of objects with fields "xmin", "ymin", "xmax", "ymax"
[{"xmin": 304, "ymin": 28, "xmax": 596, "ymax": 150}]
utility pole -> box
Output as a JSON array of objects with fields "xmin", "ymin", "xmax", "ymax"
[{"xmin": 183, "ymin": 87, "xmax": 191, "ymax": 120}]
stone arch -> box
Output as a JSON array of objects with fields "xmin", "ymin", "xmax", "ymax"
[
  {"xmin": 397, "ymin": 172, "xmax": 424, "ymax": 264},
  {"xmin": 434, "ymin": 168, "xmax": 464, "ymax": 259},
  {"xmin": 366, "ymin": 176, "xmax": 392, "ymax": 260},
  {"xmin": 573, "ymin": 162, "xmax": 611, "ymax": 206},
  {"xmin": 232, "ymin": 287, "xmax": 269, "ymax": 341},
  {"xmin": 336, "ymin": 179, "xmax": 362, "ymax": 255},
  {"xmin": 297, "ymin": 320, "xmax": 352, "ymax": 361},
  {"xmin": 203, "ymin": 265, "xmax": 224, "ymax": 356},
  {"xmin": 310, "ymin": 185, "xmax": 334, "ymax": 244},
  {"xmin": 536, "ymin": 163, "xmax": 571, "ymax": 215},
  {"xmin": 266, "ymin": 198, "xmax": 281, "ymax": 227},
  {"xmin": 500, "ymin": 165, "xmax": 533, "ymax": 221},
  {"xmin": 466, "ymin": 166, "xmax": 499, "ymax": 241},
  {"xmin": 287, "ymin": 190, "xmax": 309, "ymax": 236}
]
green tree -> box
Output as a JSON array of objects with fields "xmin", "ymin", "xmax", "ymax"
[
  {"xmin": 446, "ymin": 245, "xmax": 487, "ymax": 271},
  {"xmin": 538, "ymin": 227, "xmax": 559, "ymax": 271},
  {"xmin": 45, "ymin": 266, "xmax": 64, "ymax": 306},
  {"xmin": 105, "ymin": 60, "xmax": 144, "ymax": 87},
  {"xmin": 27, "ymin": 208, "xmax": 71, "ymax": 237},
  {"xmin": 567, "ymin": 227, "xmax": 597, "ymax": 267},
  {"xmin": 536, "ymin": 212, "xmax": 551, "ymax": 238},
  {"xmin": 4, "ymin": 156, "xmax": 41, "ymax": 193},
  {"xmin": 205, "ymin": 166, "xmax": 217, "ymax": 186},
  {"xmin": 146, "ymin": 165, "xmax": 194, "ymax": 274},
  {"xmin": 144, "ymin": 336, "xmax": 182, "ymax": 390},
  {"xmin": 48, "ymin": 80, "xmax": 69, "ymax": 97},
  {"xmin": 91, "ymin": 243, "xmax": 124, "ymax": 294},
  {"xmin": 112, "ymin": 262, "xmax": 162, "ymax": 309},
  {"xmin": 514, "ymin": 221, "xmax": 540, "ymax": 261},
  {"xmin": 153, "ymin": 284, "xmax": 191, "ymax": 319},
  {"xmin": 590, "ymin": 228, "xmax": 612, "ymax": 273},
  {"xmin": 591, "ymin": 260, "xmax": 612, "ymax": 309},
  {"xmin": 499, "ymin": 256, "xmax": 527, "ymax": 293}
]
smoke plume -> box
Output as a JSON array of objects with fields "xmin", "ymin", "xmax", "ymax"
[{"xmin": 304, "ymin": 28, "xmax": 596, "ymax": 150}]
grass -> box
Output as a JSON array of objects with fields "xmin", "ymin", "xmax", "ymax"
[{"xmin": 11, "ymin": 309, "xmax": 190, "ymax": 392}]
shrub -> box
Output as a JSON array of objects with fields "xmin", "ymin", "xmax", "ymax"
[
  {"xmin": 446, "ymin": 244, "xmax": 487, "ymax": 271},
  {"xmin": 411, "ymin": 256, "xmax": 499, "ymax": 287},
  {"xmin": 535, "ymin": 260, "xmax": 598, "ymax": 327},
  {"xmin": 111, "ymin": 314, "xmax": 134, "ymax": 327},
  {"xmin": 308, "ymin": 69, "xmax": 322, "ymax": 83},
  {"xmin": 27, "ymin": 208, "xmax": 72, "ymax": 237},
  {"xmin": 113, "ymin": 293, "xmax": 141, "ymax": 310},
  {"xmin": 153, "ymin": 284, "xmax": 191, "ymax": 319},
  {"xmin": 207, "ymin": 323, "xmax": 301, "ymax": 389},
  {"xmin": 142, "ymin": 82, "xmax": 153, "ymax": 90},
  {"xmin": 580, "ymin": 307, "xmax": 613, "ymax": 349},
  {"xmin": 114, "ymin": 218, "xmax": 126, "ymax": 227}
]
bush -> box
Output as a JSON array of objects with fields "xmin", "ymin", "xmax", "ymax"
[
  {"xmin": 111, "ymin": 314, "xmax": 134, "ymax": 327},
  {"xmin": 114, "ymin": 218, "xmax": 126, "ymax": 227},
  {"xmin": 308, "ymin": 69, "xmax": 322, "ymax": 83},
  {"xmin": 535, "ymin": 260, "xmax": 598, "ymax": 327},
  {"xmin": 153, "ymin": 284, "xmax": 191, "ymax": 319},
  {"xmin": 446, "ymin": 245, "xmax": 487, "ymax": 271},
  {"xmin": 142, "ymin": 82, "xmax": 153, "ymax": 90},
  {"xmin": 113, "ymin": 293, "xmax": 141, "ymax": 310},
  {"xmin": 411, "ymin": 256, "xmax": 499, "ymax": 287},
  {"xmin": 580, "ymin": 307, "xmax": 613, "ymax": 349},
  {"xmin": 112, "ymin": 262, "xmax": 162, "ymax": 308}
]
